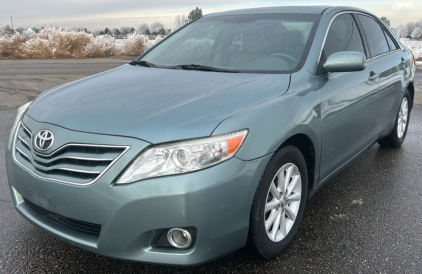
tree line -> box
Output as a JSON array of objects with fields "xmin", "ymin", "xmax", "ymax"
[
  {"xmin": 394, "ymin": 21, "xmax": 422, "ymax": 39},
  {"xmin": 1, "ymin": 7, "xmax": 203, "ymax": 38},
  {"xmin": 380, "ymin": 16, "xmax": 422, "ymax": 40}
]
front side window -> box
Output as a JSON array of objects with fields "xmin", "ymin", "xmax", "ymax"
[
  {"xmin": 357, "ymin": 15, "xmax": 389, "ymax": 57},
  {"xmin": 318, "ymin": 14, "xmax": 365, "ymax": 74},
  {"xmin": 137, "ymin": 14, "xmax": 320, "ymax": 73}
]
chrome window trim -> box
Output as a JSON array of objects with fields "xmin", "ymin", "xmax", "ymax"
[
  {"xmin": 318, "ymin": 11, "xmax": 403, "ymax": 69},
  {"xmin": 12, "ymin": 122, "xmax": 131, "ymax": 186},
  {"xmin": 317, "ymin": 11, "xmax": 354, "ymax": 63},
  {"xmin": 315, "ymin": 48, "xmax": 401, "ymax": 78},
  {"xmin": 367, "ymin": 49, "xmax": 401, "ymax": 62}
]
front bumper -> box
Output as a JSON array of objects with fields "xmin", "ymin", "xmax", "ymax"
[{"xmin": 5, "ymin": 118, "xmax": 272, "ymax": 266}]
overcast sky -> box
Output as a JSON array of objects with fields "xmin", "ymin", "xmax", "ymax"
[{"xmin": 1, "ymin": 0, "xmax": 421, "ymax": 31}]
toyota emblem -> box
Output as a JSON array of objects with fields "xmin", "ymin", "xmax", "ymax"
[{"xmin": 34, "ymin": 130, "xmax": 54, "ymax": 151}]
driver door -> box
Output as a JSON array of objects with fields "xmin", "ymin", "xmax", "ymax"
[{"xmin": 316, "ymin": 13, "xmax": 380, "ymax": 181}]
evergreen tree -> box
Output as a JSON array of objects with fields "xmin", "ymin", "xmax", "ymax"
[
  {"xmin": 188, "ymin": 7, "xmax": 203, "ymax": 21},
  {"xmin": 380, "ymin": 16, "xmax": 390, "ymax": 27}
]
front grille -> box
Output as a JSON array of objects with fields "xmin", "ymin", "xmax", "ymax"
[
  {"xmin": 14, "ymin": 123, "xmax": 129, "ymax": 185},
  {"xmin": 24, "ymin": 198, "xmax": 102, "ymax": 237}
]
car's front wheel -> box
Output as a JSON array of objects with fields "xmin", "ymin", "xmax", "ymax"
[
  {"xmin": 248, "ymin": 146, "xmax": 308, "ymax": 258},
  {"xmin": 378, "ymin": 90, "xmax": 411, "ymax": 148}
]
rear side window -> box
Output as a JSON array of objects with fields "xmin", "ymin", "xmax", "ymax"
[
  {"xmin": 385, "ymin": 30, "xmax": 399, "ymax": 50},
  {"xmin": 318, "ymin": 14, "xmax": 365, "ymax": 74},
  {"xmin": 357, "ymin": 15, "xmax": 389, "ymax": 57}
]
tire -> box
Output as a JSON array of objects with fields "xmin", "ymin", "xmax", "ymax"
[
  {"xmin": 378, "ymin": 90, "xmax": 411, "ymax": 148},
  {"xmin": 248, "ymin": 146, "xmax": 308, "ymax": 259}
]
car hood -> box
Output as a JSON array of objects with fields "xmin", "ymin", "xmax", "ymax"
[{"xmin": 27, "ymin": 64, "xmax": 290, "ymax": 144}]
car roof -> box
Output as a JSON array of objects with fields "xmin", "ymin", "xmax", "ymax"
[{"xmin": 206, "ymin": 5, "xmax": 369, "ymax": 17}]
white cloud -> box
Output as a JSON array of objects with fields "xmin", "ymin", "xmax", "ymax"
[{"xmin": 392, "ymin": 2, "xmax": 415, "ymax": 10}]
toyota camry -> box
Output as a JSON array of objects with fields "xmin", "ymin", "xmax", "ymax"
[{"xmin": 5, "ymin": 5, "xmax": 415, "ymax": 266}]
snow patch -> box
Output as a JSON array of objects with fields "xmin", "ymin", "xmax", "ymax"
[
  {"xmin": 352, "ymin": 199, "xmax": 363, "ymax": 205},
  {"xmin": 330, "ymin": 213, "xmax": 347, "ymax": 219},
  {"xmin": 400, "ymin": 38, "xmax": 422, "ymax": 59}
]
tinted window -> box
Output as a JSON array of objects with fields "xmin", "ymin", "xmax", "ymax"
[
  {"xmin": 385, "ymin": 30, "xmax": 399, "ymax": 50},
  {"xmin": 357, "ymin": 15, "xmax": 389, "ymax": 57},
  {"xmin": 318, "ymin": 14, "xmax": 365, "ymax": 74},
  {"xmin": 139, "ymin": 14, "xmax": 320, "ymax": 73}
]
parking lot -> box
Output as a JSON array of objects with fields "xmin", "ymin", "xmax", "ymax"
[{"xmin": 0, "ymin": 59, "xmax": 421, "ymax": 273}]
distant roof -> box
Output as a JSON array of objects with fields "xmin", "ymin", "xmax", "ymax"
[{"xmin": 207, "ymin": 5, "xmax": 332, "ymax": 17}]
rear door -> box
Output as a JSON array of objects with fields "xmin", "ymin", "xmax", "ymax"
[
  {"xmin": 316, "ymin": 13, "xmax": 380, "ymax": 181},
  {"xmin": 355, "ymin": 14, "xmax": 409, "ymax": 136}
]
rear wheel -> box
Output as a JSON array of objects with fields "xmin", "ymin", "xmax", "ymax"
[
  {"xmin": 248, "ymin": 146, "xmax": 308, "ymax": 258},
  {"xmin": 378, "ymin": 90, "xmax": 411, "ymax": 148}
]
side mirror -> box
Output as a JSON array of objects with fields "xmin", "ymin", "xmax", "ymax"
[{"xmin": 323, "ymin": 51, "xmax": 366, "ymax": 73}]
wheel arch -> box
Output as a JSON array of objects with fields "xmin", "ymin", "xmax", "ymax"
[{"xmin": 275, "ymin": 133, "xmax": 317, "ymax": 192}]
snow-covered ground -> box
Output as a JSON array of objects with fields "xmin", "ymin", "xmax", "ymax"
[{"xmin": 400, "ymin": 38, "xmax": 422, "ymax": 60}]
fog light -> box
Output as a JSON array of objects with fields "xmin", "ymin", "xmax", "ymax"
[{"xmin": 167, "ymin": 228, "xmax": 192, "ymax": 249}]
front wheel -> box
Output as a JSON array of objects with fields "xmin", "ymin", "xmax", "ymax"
[
  {"xmin": 378, "ymin": 90, "xmax": 411, "ymax": 148},
  {"xmin": 248, "ymin": 146, "xmax": 308, "ymax": 258}
]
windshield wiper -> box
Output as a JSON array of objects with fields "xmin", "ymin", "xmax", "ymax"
[
  {"xmin": 173, "ymin": 64, "xmax": 238, "ymax": 73},
  {"xmin": 129, "ymin": 60, "xmax": 156, "ymax": 67}
]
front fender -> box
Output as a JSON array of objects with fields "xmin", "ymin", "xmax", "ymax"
[{"xmin": 212, "ymin": 70, "xmax": 321, "ymax": 163}]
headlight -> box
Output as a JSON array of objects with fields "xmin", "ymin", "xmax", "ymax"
[
  {"xmin": 116, "ymin": 129, "xmax": 248, "ymax": 184},
  {"xmin": 8, "ymin": 101, "xmax": 32, "ymax": 151}
]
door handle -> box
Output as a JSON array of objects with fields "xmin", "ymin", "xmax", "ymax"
[
  {"xmin": 401, "ymin": 57, "xmax": 406, "ymax": 65},
  {"xmin": 368, "ymin": 72, "xmax": 379, "ymax": 81}
]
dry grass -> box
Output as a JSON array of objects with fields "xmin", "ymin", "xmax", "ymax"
[
  {"xmin": 118, "ymin": 33, "xmax": 148, "ymax": 56},
  {"xmin": 85, "ymin": 35, "xmax": 115, "ymax": 57},
  {"xmin": 0, "ymin": 27, "xmax": 161, "ymax": 59},
  {"xmin": 40, "ymin": 30, "xmax": 91, "ymax": 58},
  {"xmin": 0, "ymin": 36, "xmax": 29, "ymax": 58},
  {"xmin": 17, "ymin": 39, "xmax": 53, "ymax": 58}
]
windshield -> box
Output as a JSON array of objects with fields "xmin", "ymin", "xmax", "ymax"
[{"xmin": 136, "ymin": 14, "xmax": 320, "ymax": 73}]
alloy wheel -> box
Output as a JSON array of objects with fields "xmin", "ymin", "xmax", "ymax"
[
  {"xmin": 397, "ymin": 97, "xmax": 409, "ymax": 139},
  {"xmin": 264, "ymin": 163, "xmax": 302, "ymax": 242}
]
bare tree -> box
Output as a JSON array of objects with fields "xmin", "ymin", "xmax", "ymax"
[
  {"xmin": 411, "ymin": 27, "xmax": 422, "ymax": 39},
  {"xmin": 120, "ymin": 27, "xmax": 135, "ymax": 36},
  {"xmin": 150, "ymin": 22, "xmax": 165, "ymax": 34},
  {"xmin": 394, "ymin": 25, "xmax": 408, "ymax": 38},
  {"xmin": 138, "ymin": 23, "xmax": 150, "ymax": 35},
  {"xmin": 174, "ymin": 14, "xmax": 188, "ymax": 29},
  {"xmin": 415, "ymin": 20, "xmax": 422, "ymax": 29},
  {"xmin": 406, "ymin": 22, "xmax": 415, "ymax": 36},
  {"xmin": 2, "ymin": 25, "xmax": 13, "ymax": 35}
]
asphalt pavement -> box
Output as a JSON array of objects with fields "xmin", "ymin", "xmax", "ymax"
[
  {"xmin": 0, "ymin": 58, "xmax": 133, "ymax": 109},
  {"xmin": 0, "ymin": 60, "xmax": 421, "ymax": 273}
]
